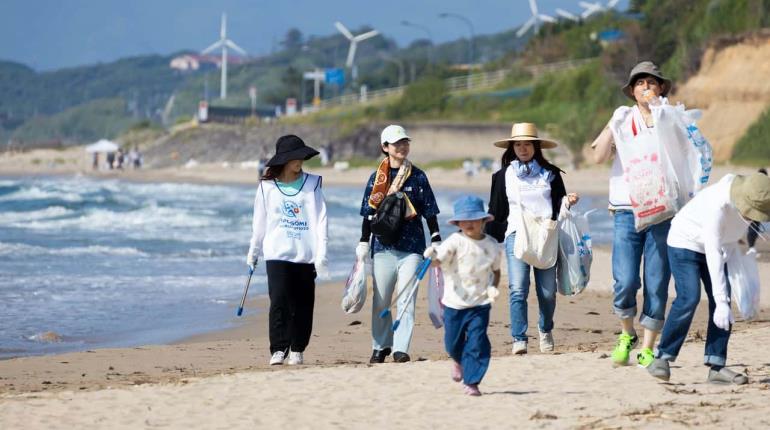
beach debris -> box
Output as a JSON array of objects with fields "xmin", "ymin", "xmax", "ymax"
[
  {"xmin": 348, "ymin": 320, "xmax": 362, "ymax": 326},
  {"xmin": 530, "ymin": 411, "xmax": 558, "ymax": 420},
  {"xmin": 585, "ymin": 311, "xmax": 600, "ymax": 315},
  {"xmin": 29, "ymin": 331, "xmax": 62, "ymax": 343}
]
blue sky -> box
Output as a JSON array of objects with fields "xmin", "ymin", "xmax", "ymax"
[{"xmin": 1, "ymin": 0, "xmax": 628, "ymax": 70}]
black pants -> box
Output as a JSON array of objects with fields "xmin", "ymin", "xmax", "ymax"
[{"xmin": 266, "ymin": 260, "xmax": 316, "ymax": 354}]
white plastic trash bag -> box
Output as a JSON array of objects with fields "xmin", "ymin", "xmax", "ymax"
[
  {"xmin": 726, "ymin": 247, "xmax": 760, "ymax": 320},
  {"xmin": 556, "ymin": 199, "xmax": 593, "ymax": 296},
  {"xmin": 341, "ymin": 259, "xmax": 368, "ymax": 314},
  {"xmin": 427, "ymin": 266, "xmax": 445, "ymax": 328},
  {"xmin": 654, "ymin": 103, "xmax": 713, "ymax": 207}
]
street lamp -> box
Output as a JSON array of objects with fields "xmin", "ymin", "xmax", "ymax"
[
  {"xmin": 401, "ymin": 20, "xmax": 434, "ymax": 64},
  {"xmin": 379, "ymin": 53, "xmax": 406, "ymax": 86},
  {"xmin": 438, "ymin": 12, "xmax": 475, "ymax": 68}
]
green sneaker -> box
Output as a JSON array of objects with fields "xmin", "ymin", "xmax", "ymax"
[
  {"xmin": 611, "ymin": 332, "xmax": 638, "ymax": 366},
  {"xmin": 636, "ymin": 347, "xmax": 654, "ymax": 368}
]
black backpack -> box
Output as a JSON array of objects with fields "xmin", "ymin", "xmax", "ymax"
[{"xmin": 370, "ymin": 192, "xmax": 407, "ymax": 246}]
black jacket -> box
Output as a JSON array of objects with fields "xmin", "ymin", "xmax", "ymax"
[{"xmin": 485, "ymin": 164, "xmax": 567, "ymax": 243}]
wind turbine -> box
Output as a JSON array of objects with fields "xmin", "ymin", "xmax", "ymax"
[
  {"xmin": 335, "ymin": 21, "xmax": 379, "ymax": 81},
  {"xmin": 201, "ymin": 13, "xmax": 247, "ymax": 100},
  {"xmin": 579, "ymin": 1, "xmax": 608, "ymax": 19},
  {"xmin": 516, "ymin": 0, "xmax": 556, "ymax": 38},
  {"xmin": 555, "ymin": 8, "xmax": 580, "ymax": 22}
]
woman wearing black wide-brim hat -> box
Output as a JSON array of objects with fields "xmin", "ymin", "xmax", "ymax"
[{"xmin": 246, "ymin": 134, "xmax": 328, "ymax": 366}]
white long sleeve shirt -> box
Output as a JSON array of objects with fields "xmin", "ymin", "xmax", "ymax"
[
  {"xmin": 435, "ymin": 232, "xmax": 502, "ymax": 310},
  {"xmin": 667, "ymin": 175, "xmax": 746, "ymax": 302},
  {"xmin": 247, "ymin": 173, "xmax": 328, "ymax": 264}
]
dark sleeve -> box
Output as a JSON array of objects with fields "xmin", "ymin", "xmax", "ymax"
[
  {"xmin": 359, "ymin": 172, "xmax": 377, "ymax": 217},
  {"xmin": 417, "ymin": 171, "xmax": 440, "ymax": 218},
  {"xmin": 550, "ymin": 168, "xmax": 567, "ymax": 220},
  {"xmin": 426, "ymin": 216, "xmax": 441, "ymax": 242},
  {"xmin": 360, "ymin": 217, "xmax": 371, "ymax": 243},
  {"xmin": 485, "ymin": 169, "xmax": 508, "ymax": 243}
]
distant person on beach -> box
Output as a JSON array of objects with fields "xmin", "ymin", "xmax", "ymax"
[
  {"xmin": 486, "ymin": 123, "xmax": 579, "ymax": 355},
  {"xmin": 128, "ymin": 146, "xmax": 142, "ymax": 169},
  {"xmin": 106, "ymin": 151, "xmax": 115, "ymax": 170},
  {"xmin": 246, "ymin": 135, "xmax": 328, "ymax": 366},
  {"xmin": 746, "ymin": 168, "xmax": 767, "ymax": 252},
  {"xmin": 356, "ymin": 124, "xmax": 441, "ymax": 364},
  {"xmin": 115, "ymin": 148, "xmax": 125, "ymax": 170},
  {"xmin": 92, "ymin": 153, "xmax": 99, "ymax": 170},
  {"xmin": 424, "ymin": 195, "xmax": 501, "ymax": 396},
  {"xmin": 647, "ymin": 173, "xmax": 770, "ymax": 385}
]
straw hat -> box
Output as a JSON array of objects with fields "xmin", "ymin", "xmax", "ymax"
[
  {"xmin": 730, "ymin": 173, "xmax": 770, "ymax": 222},
  {"xmin": 621, "ymin": 61, "xmax": 672, "ymax": 100},
  {"xmin": 493, "ymin": 123, "xmax": 558, "ymax": 149}
]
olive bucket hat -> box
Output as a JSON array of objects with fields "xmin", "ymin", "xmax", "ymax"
[
  {"xmin": 730, "ymin": 173, "xmax": 770, "ymax": 222},
  {"xmin": 622, "ymin": 61, "xmax": 672, "ymax": 100}
]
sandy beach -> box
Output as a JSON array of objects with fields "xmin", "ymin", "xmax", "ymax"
[{"xmin": 2, "ymin": 149, "xmax": 770, "ymax": 428}]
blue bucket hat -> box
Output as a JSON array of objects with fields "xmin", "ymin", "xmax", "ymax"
[{"xmin": 448, "ymin": 195, "xmax": 494, "ymax": 225}]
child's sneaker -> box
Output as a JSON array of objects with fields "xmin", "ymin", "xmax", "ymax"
[
  {"xmin": 539, "ymin": 331, "xmax": 554, "ymax": 353},
  {"xmin": 512, "ymin": 340, "xmax": 528, "ymax": 355},
  {"xmin": 451, "ymin": 361, "xmax": 463, "ymax": 382},
  {"xmin": 288, "ymin": 351, "xmax": 303, "ymax": 365},
  {"xmin": 611, "ymin": 332, "xmax": 638, "ymax": 366},
  {"xmin": 269, "ymin": 350, "xmax": 287, "ymax": 365},
  {"xmin": 636, "ymin": 347, "xmax": 654, "ymax": 368},
  {"xmin": 463, "ymin": 383, "xmax": 482, "ymax": 396}
]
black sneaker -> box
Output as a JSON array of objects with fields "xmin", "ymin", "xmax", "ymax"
[
  {"xmin": 370, "ymin": 348, "xmax": 392, "ymax": 364},
  {"xmin": 393, "ymin": 352, "xmax": 411, "ymax": 363}
]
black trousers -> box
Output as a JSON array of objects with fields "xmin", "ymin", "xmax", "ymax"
[{"xmin": 265, "ymin": 260, "xmax": 316, "ymax": 354}]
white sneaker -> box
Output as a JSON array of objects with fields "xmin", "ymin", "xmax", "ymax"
[
  {"xmin": 539, "ymin": 331, "xmax": 554, "ymax": 353},
  {"xmin": 512, "ymin": 340, "xmax": 528, "ymax": 355},
  {"xmin": 269, "ymin": 350, "xmax": 286, "ymax": 365},
  {"xmin": 288, "ymin": 351, "xmax": 303, "ymax": 365}
]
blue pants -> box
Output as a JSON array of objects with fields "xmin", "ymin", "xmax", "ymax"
[
  {"xmin": 371, "ymin": 250, "xmax": 422, "ymax": 353},
  {"xmin": 611, "ymin": 210, "xmax": 671, "ymax": 331},
  {"xmin": 656, "ymin": 246, "xmax": 732, "ymax": 367},
  {"xmin": 505, "ymin": 232, "xmax": 557, "ymax": 342},
  {"xmin": 444, "ymin": 305, "xmax": 491, "ymax": 385}
]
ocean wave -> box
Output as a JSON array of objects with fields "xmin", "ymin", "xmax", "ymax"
[{"xmin": 0, "ymin": 242, "xmax": 149, "ymax": 257}]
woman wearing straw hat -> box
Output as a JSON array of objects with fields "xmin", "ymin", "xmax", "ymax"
[
  {"xmin": 591, "ymin": 61, "xmax": 675, "ymax": 368},
  {"xmin": 647, "ymin": 173, "xmax": 770, "ymax": 384},
  {"xmin": 246, "ymin": 135, "xmax": 328, "ymax": 366},
  {"xmin": 356, "ymin": 124, "xmax": 442, "ymax": 364},
  {"xmin": 486, "ymin": 122, "xmax": 579, "ymax": 355}
]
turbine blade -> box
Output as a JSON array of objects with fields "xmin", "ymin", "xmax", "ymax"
[
  {"xmin": 529, "ymin": 0, "xmax": 538, "ymax": 15},
  {"xmin": 221, "ymin": 13, "xmax": 226, "ymax": 39},
  {"xmin": 201, "ymin": 40, "xmax": 224, "ymax": 54},
  {"xmin": 607, "ymin": 0, "xmax": 619, "ymax": 8},
  {"xmin": 539, "ymin": 14, "xmax": 556, "ymax": 23},
  {"xmin": 578, "ymin": 1, "xmax": 595, "ymax": 8},
  {"xmin": 335, "ymin": 21, "xmax": 353, "ymax": 40},
  {"xmin": 346, "ymin": 42, "xmax": 357, "ymax": 68},
  {"xmin": 516, "ymin": 18, "xmax": 536, "ymax": 37},
  {"xmin": 225, "ymin": 40, "xmax": 247, "ymax": 55},
  {"xmin": 353, "ymin": 30, "xmax": 379, "ymax": 42},
  {"xmin": 556, "ymin": 8, "xmax": 579, "ymax": 21}
]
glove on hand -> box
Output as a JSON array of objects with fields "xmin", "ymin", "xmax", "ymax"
[
  {"xmin": 246, "ymin": 252, "xmax": 259, "ymax": 271},
  {"xmin": 713, "ymin": 300, "xmax": 734, "ymax": 331},
  {"xmin": 486, "ymin": 286, "xmax": 500, "ymax": 302},
  {"xmin": 423, "ymin": 243, "xmax": 439, "ymax": 259},
  {"xmin": 315, "ymin": 258, "xmax": 330, "ymax": 280},
  {"xmin": 355, "ymin": 242, "xmax": 370, "ymax": 261}
]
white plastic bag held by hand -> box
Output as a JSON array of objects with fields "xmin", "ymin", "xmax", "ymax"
[
  {"xmin": 341, "ymin": 259, "xmax": 368, "ymax": 314},
  {"xmin": 726, "ymin": 246, "xmax": 761, "ymax": 320},
  {"xmin": 427, "ymin": 266, "xmax": 445, "ymax": 328},
  {"xmin": 556, "ymin": 198, "xmax": 593, "ymax": 296}
]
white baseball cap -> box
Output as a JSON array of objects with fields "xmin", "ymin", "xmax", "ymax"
[{"xmin": 380, "ymin": 124, "xmax": 411, "ymax": 144}]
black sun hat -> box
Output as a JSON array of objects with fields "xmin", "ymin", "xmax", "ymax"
[{"xmin": 265, "ymin": 135, "xmax": 320, "ymax": 167}]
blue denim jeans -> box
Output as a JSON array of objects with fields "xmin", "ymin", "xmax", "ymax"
[
  {"xmin": 371, "ymin": 250, "xmax": 423, "ymax": 353},
  {"xmin": 505, "ymin": 232, "xmax": 557, "ymax": 342},
  {"xmin": 444, "ymin": 305, "xmax": 491, "ymax": 385},
  {"xmin": 611, "ymin": 210, "xmax": 671, "ymax": 331},
  {"xmin": 656, "ymin": 246, "xmax": 731, "ymax": 366}
]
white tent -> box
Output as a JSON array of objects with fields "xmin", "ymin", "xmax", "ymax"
[{"xmin": 85, "ymin": 139, "xmax": 119, "ymax": 153}]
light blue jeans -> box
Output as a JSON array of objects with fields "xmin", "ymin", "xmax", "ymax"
[
  {"xmin": 371, "ymin": 249, "xmax": 423, "ymax": 353},
  {"xmin": 611, "ymin": 210, "xmax": 671, "ymax": 331},
  {"xmin": 505, "ymin": 232, "xmax": 558, "ymax": 342}
]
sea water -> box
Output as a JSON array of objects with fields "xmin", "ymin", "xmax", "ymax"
[{"xmin": 0, "ymin": 176, "xmax": 612, "ymax": 358}]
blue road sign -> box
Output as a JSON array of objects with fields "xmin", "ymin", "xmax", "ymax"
[{"xmin": 325, "ymin": 68, "xmax": 345, "ymax": 85}]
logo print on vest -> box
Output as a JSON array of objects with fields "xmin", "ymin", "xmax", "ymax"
[{"xmin": 283, "ymin": 200, "xmax": 301, "ymax": 218}]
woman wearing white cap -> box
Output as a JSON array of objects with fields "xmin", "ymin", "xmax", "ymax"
[
  {"xmin": 487, "ymin": 123, "xmax": 578, "ymax": 355},
  {"xmin": 648, "ymin": 173, "xmax": 770, "ymax": 384},
  {"xmin": 356, "ymin": 124, "xmax": 442, "ymax": 364}
]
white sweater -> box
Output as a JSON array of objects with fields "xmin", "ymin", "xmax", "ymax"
[
  {"xmin": 247, "ymin": 173, "xmax": 328, "ymax": 264},
  {"xmin": 667, "ymin": 175, "xmax": 746, "ymax": 302}
]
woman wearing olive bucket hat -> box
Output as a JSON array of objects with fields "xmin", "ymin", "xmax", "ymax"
[
  {"xmin": 591, "ymin": 61, "xmax": 677, "ymax": 368},
  {"xmin": 486, "ymin": 122, "xmax": 579, "ymax": 355},
  {"xmin": 246, "ymin": 135, "xmax": 329, "ymax": 366},
  {"xmin": 647, "ymin": 173, "xmax": 770, "ymax": 385}
]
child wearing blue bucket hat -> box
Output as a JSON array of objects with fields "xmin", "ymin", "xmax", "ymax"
[{"xmin": 424, "ymin": 195, "xmax": 502, "ymax": 396}]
